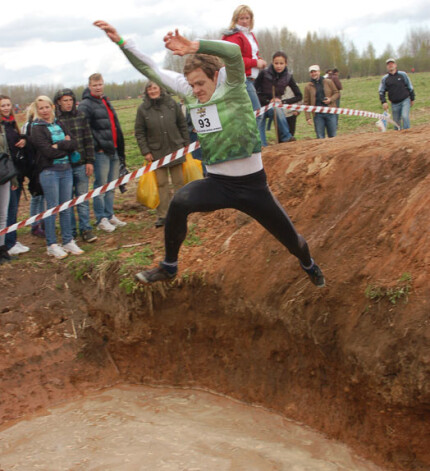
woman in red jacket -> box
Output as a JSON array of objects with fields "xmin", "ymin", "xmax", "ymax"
[{"xmin": 222, "ymin": 5, "xmax": 266, "ymax": 115}]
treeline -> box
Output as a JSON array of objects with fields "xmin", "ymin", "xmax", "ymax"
[
  {"xmin": 165, "ymin": 27, "xmax": 430, "ymax": 82},
  {"xmin": 2, "ymin": 27, "xmax": 429, "ymax": 104},
  {"xmin": 0, "ymin": 80, "xmax": 148, "ymax": 110}
]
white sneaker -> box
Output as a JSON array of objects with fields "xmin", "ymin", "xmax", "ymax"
[
  {"xmin": 47, "ymin": 244, "xmax": 68, "ymax": 260},
  {"xmin": 97, "ymin": 217, "xmax": 116, "ymax": 232},
  {"xmin": 109, "ymin": 214, "xmax": 127, "ymax": 227},
  {"xmin": 8, "ymin": 242, "xmax": 30, "ymax": 255},
  {"xmin": 63, "ymin": 240, "xmax": 84, "ymax": 255}
]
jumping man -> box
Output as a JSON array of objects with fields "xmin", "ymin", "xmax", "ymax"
[{"xmin": 94, "ymin": 21, "xmax": 325, "ymax": 287}]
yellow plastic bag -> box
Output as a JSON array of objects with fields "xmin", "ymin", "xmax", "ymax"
[
  {"xmin": 136, "ymin": 171, "xmax": 159, "ymax": 209},
  {"xmin": 182, "ymin": 153, "xmax": 203, "ymax": 184}
]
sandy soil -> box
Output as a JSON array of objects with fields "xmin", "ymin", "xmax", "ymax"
[{"xmin": 1, "ymin": 126, "xmax": 429, "ymax": 470}]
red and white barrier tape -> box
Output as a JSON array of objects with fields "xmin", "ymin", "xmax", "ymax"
[
  {"xmin": 0, "ymin": 103, "xmax": 397, "ymax": 236},
  {"xmin": 0, "ymin": 141, "xmax": 199, "ymax": 236},
  {"xmin": 255, "ymin": 102, "xmax": 399, "ymax": 128}
]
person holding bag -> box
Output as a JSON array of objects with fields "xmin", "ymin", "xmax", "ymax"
[
  {"xmin": 0, "ymin": 119, "xmax": 18, "ymax": 264},
  {"xmin": 0, "ymin": 95, "xmax": 31, "ymax": 256},
  {"xmin": 31, "ymin": 96, "xmax": 84, "ymax": 259},
  {"xmin": 135, "ymin": 81, "xmax": 189, "ymax": 228}
]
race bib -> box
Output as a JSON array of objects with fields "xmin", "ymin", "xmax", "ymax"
[{"xmin": 190, "ymin": 104, "xmax": 223, "ymax": 134}]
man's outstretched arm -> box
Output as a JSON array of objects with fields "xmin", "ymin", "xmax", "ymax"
[{"xmin": 93, "ymin": 21, "xmax": 191, "ymax": 98}]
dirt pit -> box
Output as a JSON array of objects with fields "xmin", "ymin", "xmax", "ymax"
[
  {"xmin": 1, "ymin": 126, "xmax": 429, "ymax": 470},
  {"xmin": 0, "ymin": 385, "xmax": 383, "ymax": 471}
]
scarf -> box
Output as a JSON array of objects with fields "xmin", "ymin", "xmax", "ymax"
[{"xmin": 311, "ymin": 77, "xmax": 326, "ymax": 107}]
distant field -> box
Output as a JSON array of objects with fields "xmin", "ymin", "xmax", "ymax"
[{"xmin": 114, "ymin": 71, "xmax": 429, "ymax": 168}]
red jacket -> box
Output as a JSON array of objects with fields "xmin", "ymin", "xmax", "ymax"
[{"xmin": 222, "ymin": 29, "xmax": 261, "ymax": 77}]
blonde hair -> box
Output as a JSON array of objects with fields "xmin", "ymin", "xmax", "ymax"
[
  {"xmin": 229, "ymin": 5, "xmax": 254, "ymax": 30},
  {"xmin": 89, "ymin": 73, "xmax": 103, "ymax": 84},
  {"xmin": 33, "ymin": 95, "xmax": 55, "ymax": 122}
]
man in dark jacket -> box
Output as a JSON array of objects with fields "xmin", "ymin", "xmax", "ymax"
[
  {"xmin": 78, "ymin": 73, "xmax": 127, "ymax": 232},
  {"xmin": 55, "ymin": 88, "xmax": 97, "ymax": 243},
  {"xmin": 379, "ymin": 58, "xmax": 415, "ymax": 130}
]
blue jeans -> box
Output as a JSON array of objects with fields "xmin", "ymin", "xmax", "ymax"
[
  {"xmin": 71, "ymin": 165, "xmax": 92, "ymax": 235},
  {"xmin": 391, "ymin": 98, "xmax": 411, "ymax": 130},
  {"xmin": 5, "ymin": 183, "xmax": 22, "ymax": 249},
  {"xmin": 30, "ymin": 195, "xmax": 45, "ymax": 226},
  {"xmin": 39, "ymin": 167, "xmax": 73, "ymax": 246},
  {"xmin": 246, "ymin": 78, "xmax": 264, "ymax": 145},
  {"xmin": 93, "ymin": 151, "xmax": 120, "ymax": 224},
  {"xmin": 335, "ymin": 98, "xmax": 340, "ymax": 126},
  {"xmin": 258, "ymin": 107, "xmax": 292, "ymax": 146},
  {"xmin": 0, "ymin": 182, "xmax": 10, "ymax": 246},
  {"xmin": 313, "ymin": 113, "xmax": 337, "ymax": 139}
]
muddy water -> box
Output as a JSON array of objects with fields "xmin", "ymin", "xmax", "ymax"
[{"xmin": 0, "ymin": 385, "xmax": 383, "ymax": 471}]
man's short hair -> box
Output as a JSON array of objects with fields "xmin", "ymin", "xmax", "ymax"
[
  {"xmin": 89, "ymin": 73, "xmax": 103, "ymax": 84},
  {"xmin": 183, "ymin": 54, "xmax": 222, "ymax": 80},
  {"xmin": 272, "ymin": 51, "xmax": 287, "ymax": 62}
]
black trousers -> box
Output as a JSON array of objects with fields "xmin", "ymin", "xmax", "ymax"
[{"xmin": 164, "ymin": 169, "xmax": 312, "ymax": 266}]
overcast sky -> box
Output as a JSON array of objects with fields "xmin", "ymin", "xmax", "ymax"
[{"xmin": 1, "ymin": 0, "xmax": 429, "ymax": 86}]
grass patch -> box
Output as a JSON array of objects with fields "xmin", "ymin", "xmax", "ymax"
[
  {"xmin": 184, "ymin": 223, "xmax": 203, "ymax": 247},
  {"xmin": 365, "ymin": 272, "xmax": 412, "ymax": 305},
  {"xmin": 69, "ymin": 245, "xmax": 154, "ymax": 295}
]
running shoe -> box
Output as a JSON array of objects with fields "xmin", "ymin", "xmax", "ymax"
[
  {"xmin": 301, "ymin": 259, "xmax": 326, "ymax": 287},
  {"xmin": 109, "ymin": 215, "xmax": 127, "ymax": 227},
  {"xmin": 97, "ymin": 217, "xmax": 116, "ymax": 232},
  {"xmin": 135, "ymin": 263, "xmax": 177, "ymax": 283},
  {"xmin": 8, "ymin": 242, "xmax": 30, "ymax": 255},
  {"xmin": 31, "ymin": 224, "xmax": 45, "ymax": 238},
  {"xmin": 63, "ymin": 240, "xmax": 84, "ymax": 255},
  {"xmin": 154, "ymin": 217, "xmax": 166, "ymax": 228},
  {"xmin": 81, "ymin": 229, "xmax": 98, "ymax": 243},
  {"xmin": 47, "ymin": 244, "xmax": 68, "ymax": 260}
]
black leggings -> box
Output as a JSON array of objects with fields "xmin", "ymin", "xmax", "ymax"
[{"xmin": 164, "ymin": 169, "xmax": 312, "ymax": 266}]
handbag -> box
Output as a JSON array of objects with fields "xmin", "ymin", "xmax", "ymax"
[
  {"xmin": 0, "ymin": 152, "xmax": 18, "ymax": 185},
  {"xmin": 182, "ymin": 153, "xmax": 203, "ymax": 184},
  {"xmin": 136, "ymin": 170, "xmax": 160, "ymax": 209}
]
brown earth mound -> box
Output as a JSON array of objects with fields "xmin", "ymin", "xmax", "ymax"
[{"xmin": 1, "ymin": 126, "xmax": 429, "ymax": 470}]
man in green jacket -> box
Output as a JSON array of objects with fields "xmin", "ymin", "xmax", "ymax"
[{"xmin": 94, "ymin": 21, "xmax": 325, "ymax": 288}]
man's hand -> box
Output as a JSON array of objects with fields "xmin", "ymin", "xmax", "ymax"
[
  {"xmin": 145, "ymin": 153, "xmax": 154, "ymax": 163},
  {"xmin": 163, "ymin": 29, "xmax": 199, "ymax": 56},
  {"xmin": 86, "ymin": 164, "xmax": 94, "ymax": 177},
  {"xmin": 307, "ymin": 118, "xmax": 313, "ymax": 126},
  {"xmin": 93, "ymin": 21, "xmax": 122, "ymax": 44}
]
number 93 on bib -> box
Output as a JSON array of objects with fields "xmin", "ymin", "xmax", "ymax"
[{"xmin": 190, "ymin": 104, "xmax": 223, "ymax": 134}]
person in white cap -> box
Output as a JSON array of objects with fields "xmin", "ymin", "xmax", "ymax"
[
  {"xmin": 303, "ymin": 65, "xmax": 339, "ymax": 139},
  {"xmin": 379, "ymin": 58, "xmax": 415, "ymax": 130}
]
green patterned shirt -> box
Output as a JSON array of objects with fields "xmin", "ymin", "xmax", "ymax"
[{"xmin": 121, "ymin": 39, "xmax": 261, "ymax": 165}]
